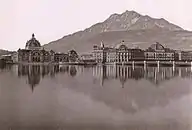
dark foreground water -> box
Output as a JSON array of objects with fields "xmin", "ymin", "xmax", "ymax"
[{"xmin": 0, "ymin": 64, "xmax": 192, "ymax": 130}]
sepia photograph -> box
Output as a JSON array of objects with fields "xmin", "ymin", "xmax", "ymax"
[{"xmin": 0, "ymin": 0, "xmax": 192, "ymax": 130}]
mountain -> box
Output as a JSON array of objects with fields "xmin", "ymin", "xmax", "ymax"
[
  {"xmin": 44, "ymin": 10, "xmax": 192, "ymax": 54},
  {"xmin": 0, "ymin": 49, "xmax": 13, "ymax": 56}
]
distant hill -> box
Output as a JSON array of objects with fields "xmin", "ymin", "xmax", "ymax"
[
  {"xmin": 0, "ymin": 49, "xmax": 13, "ymax": 56},
  {"xmin": 44, "ymin": 10, "xmax": 192, "ymax": 54}
]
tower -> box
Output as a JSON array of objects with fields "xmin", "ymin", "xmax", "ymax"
[{"xmin": 100, "ymin": 41, "xmax": 104, "ymax": 48}]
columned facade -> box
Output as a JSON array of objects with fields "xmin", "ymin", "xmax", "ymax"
[
  {"xmin": 116, "ymin": 44, "xmax": 131, "ymax": 63},
  {"xmin": 92, "ymin": 41, "xmax": 176, "ymax": 63}
]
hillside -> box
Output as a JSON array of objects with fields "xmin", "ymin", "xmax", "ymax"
[
  {"xmin": 0, "ymin": 49, "xmax": 13, "ymax": 56},
  {"xmin": 44, "ymin": 10, "xmax": 192, "ymax": 54}
]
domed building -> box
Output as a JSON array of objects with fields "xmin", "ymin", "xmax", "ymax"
[
  {"xmin": 92, "ymin": 40, "xmax": 145, "ymax": 63},
  {"xmin": 145, "ymin": 42, "xmax": 175, "ymax": 61},
  {"xmin": 148, "ymin": 42, "xmax": 165, "ymax": 51},
  {"xmin": 115, "ymin": 41, "xmax": 128, "ymax": 50},
  {"xmin": 12, "ymin": 34, "xmax": 71, "ymax": 63},
  {"xmin": 116, "ymin": 41, "xmax": 131, "ymax": 62},
  {"xmin": 15, "ymin": 34, "xmax": 55, "ymax": 63},
  {"xmin": 25, "ymin": 33, "xmax": 41, "ymax": 50}
]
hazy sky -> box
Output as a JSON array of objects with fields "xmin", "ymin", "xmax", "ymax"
[{"xmin": 0, "ymin": 0, "xmax": 191, "ymax": 50}]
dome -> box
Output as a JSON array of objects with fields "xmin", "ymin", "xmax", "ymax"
[
  {"xmin": 150, "ymin": 42, "xmax": 164, "ymax": 50},
  {"xmin": 115, "ymin": 40, "xmax": 128, "ymax": 50},
  {"xmin": 25, "ymin": 34, "xmax": 41, "ymax": 49},
  {"xmin": 116, "ymin": 44, "xmax": 128, "ymax": 50}
]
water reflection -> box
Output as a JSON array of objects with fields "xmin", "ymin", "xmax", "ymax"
[
  {"xmin": 92, "ymin": 65, "xmax": 192, "ymax": 87},
  {"xmin": 14, "ymin": 65, "xmax": 78, "ymax": 91},
  {"xmin": 3, "ymin": 65, "xmax": 192, "ymax": 90},
  {"xmin": 69, "ymin": 66, "xmax": 77, "ymax": 77},
  {"xmin": 0, "ymin": 63, "xmax": 6, "ymax": 70},
  {"xmin": 0, "ymin": 64, "xmax": 192, "ymax": 129},
  {"xmin": 1, "ymin": 65, "xmax": 189, "ymax": 90},
  {"xmin": 0, "ymin": 63, "xmax": 12, "ymax": 71}
]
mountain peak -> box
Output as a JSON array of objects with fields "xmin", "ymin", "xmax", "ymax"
[
  {"xmin": 123, "ymin": 10, "xmax": 140, "ymax": 15},
  {"xmin": 101, "ymin": 10, "xmax": 183, "ymax": 32},
  {"xmin": 108, "ymin": 10, "xmax": 141, "ymax": 20},
  {"xmin": 44, "ymin": 10, "xmax": 185, "ymax": 53}
]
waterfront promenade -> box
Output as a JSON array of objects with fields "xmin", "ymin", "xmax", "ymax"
[
  {"xmin": 8, "ymin": 60, "xmax": 192, "ymax": 67},
  {"xmin": 104, "ymin": 61, "xmax": 192, "ymax": 67}
]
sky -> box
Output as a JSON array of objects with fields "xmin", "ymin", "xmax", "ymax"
[{"xmin": 0, "ymin": 0, "xmax": 191, "ymax": 51}]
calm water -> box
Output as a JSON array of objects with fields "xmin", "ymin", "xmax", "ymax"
[{"xmin": 0, "ymin": 64, "xmax": 192, "ymax": 130}]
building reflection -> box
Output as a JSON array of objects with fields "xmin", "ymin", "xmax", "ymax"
[
  {"xmin": 28, "ymin": 65, "xmax": 40, "ymax": 92},
  {"xmin": 144, "ymin": 67, "xmax": 178, "ymax": 85},
  {"xmin": 92, "ymin": 65, "xmax": 192, "ymax": 86},
  {"xmin": 16, "ymin": 64, "xmax": 78, "ymax": 92},
  {"xmin": 0, "ymin": 62, "xmax": 6, "ymax": 70},
  {"xmin": 69, "ymin": 66, "xmax": 77, "ymax": 77},
  {"xmin": 0, "ymin": 63, "xmax": 12, "ymax": 71},
  {"xmin": 8, "ymin": 64, "xmax": 192, "ymax": 91}
]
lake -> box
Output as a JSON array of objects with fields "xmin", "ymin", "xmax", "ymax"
[{"xmin": 0, "ymin": 64, "xmax": 191, "ymax": 130}]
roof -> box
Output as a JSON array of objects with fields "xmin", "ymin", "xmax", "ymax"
[
  {"xmin": 115, "ymin": 42, "xmax": 129, "ymax": 49},
  {"xmin": 25, "ymin": 34, "xmax": 41, "ymax": 49},
  {"xmin": 81, "ymin": 53, "xmax": 93, "ymax": 56},
  {"xmin": 55, "ymin": 52, "xmax": 68, "ymax": 55},
  {"xmin": 149, "ymin": 42, "xmax": 165, "ymax": 50},
  {"xmin": 18, "ymin": 49, "xmax": 31, "ymax": 52}
]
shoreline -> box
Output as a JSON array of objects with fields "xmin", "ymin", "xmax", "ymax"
[{"xmin": 6, "ymin": 60, "xmax": 192, "ymax": 67}]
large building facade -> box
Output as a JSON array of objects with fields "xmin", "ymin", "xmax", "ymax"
[
  {"xmin": 92, "ymin": 42, "xmax": 106, "ymax": 63},
  {"xmin": 13, "ymin": 34, "xmax": 77, "ymax": 63},
  {"xmin": 144, "ymin": 42, "xmax": 175, "ymax": 61},
  {"xmin": 92, "ymin": 41, "xmax": 145, "ymax": 63},
  {"xmin": 92, "ymin": 41, "xmax": 177, "ymax": 63},
  {"xmin": 15, "ymin": 34, "xmax": 55, "ymax": 63},
  {"xmin": 12, "ymin": 34, "xmax": 192, "ymax": 64}
]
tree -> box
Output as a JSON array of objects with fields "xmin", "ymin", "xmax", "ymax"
[{"xmin": 68, "ymin": 50, "xmax": 78, "ymax": 62}]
